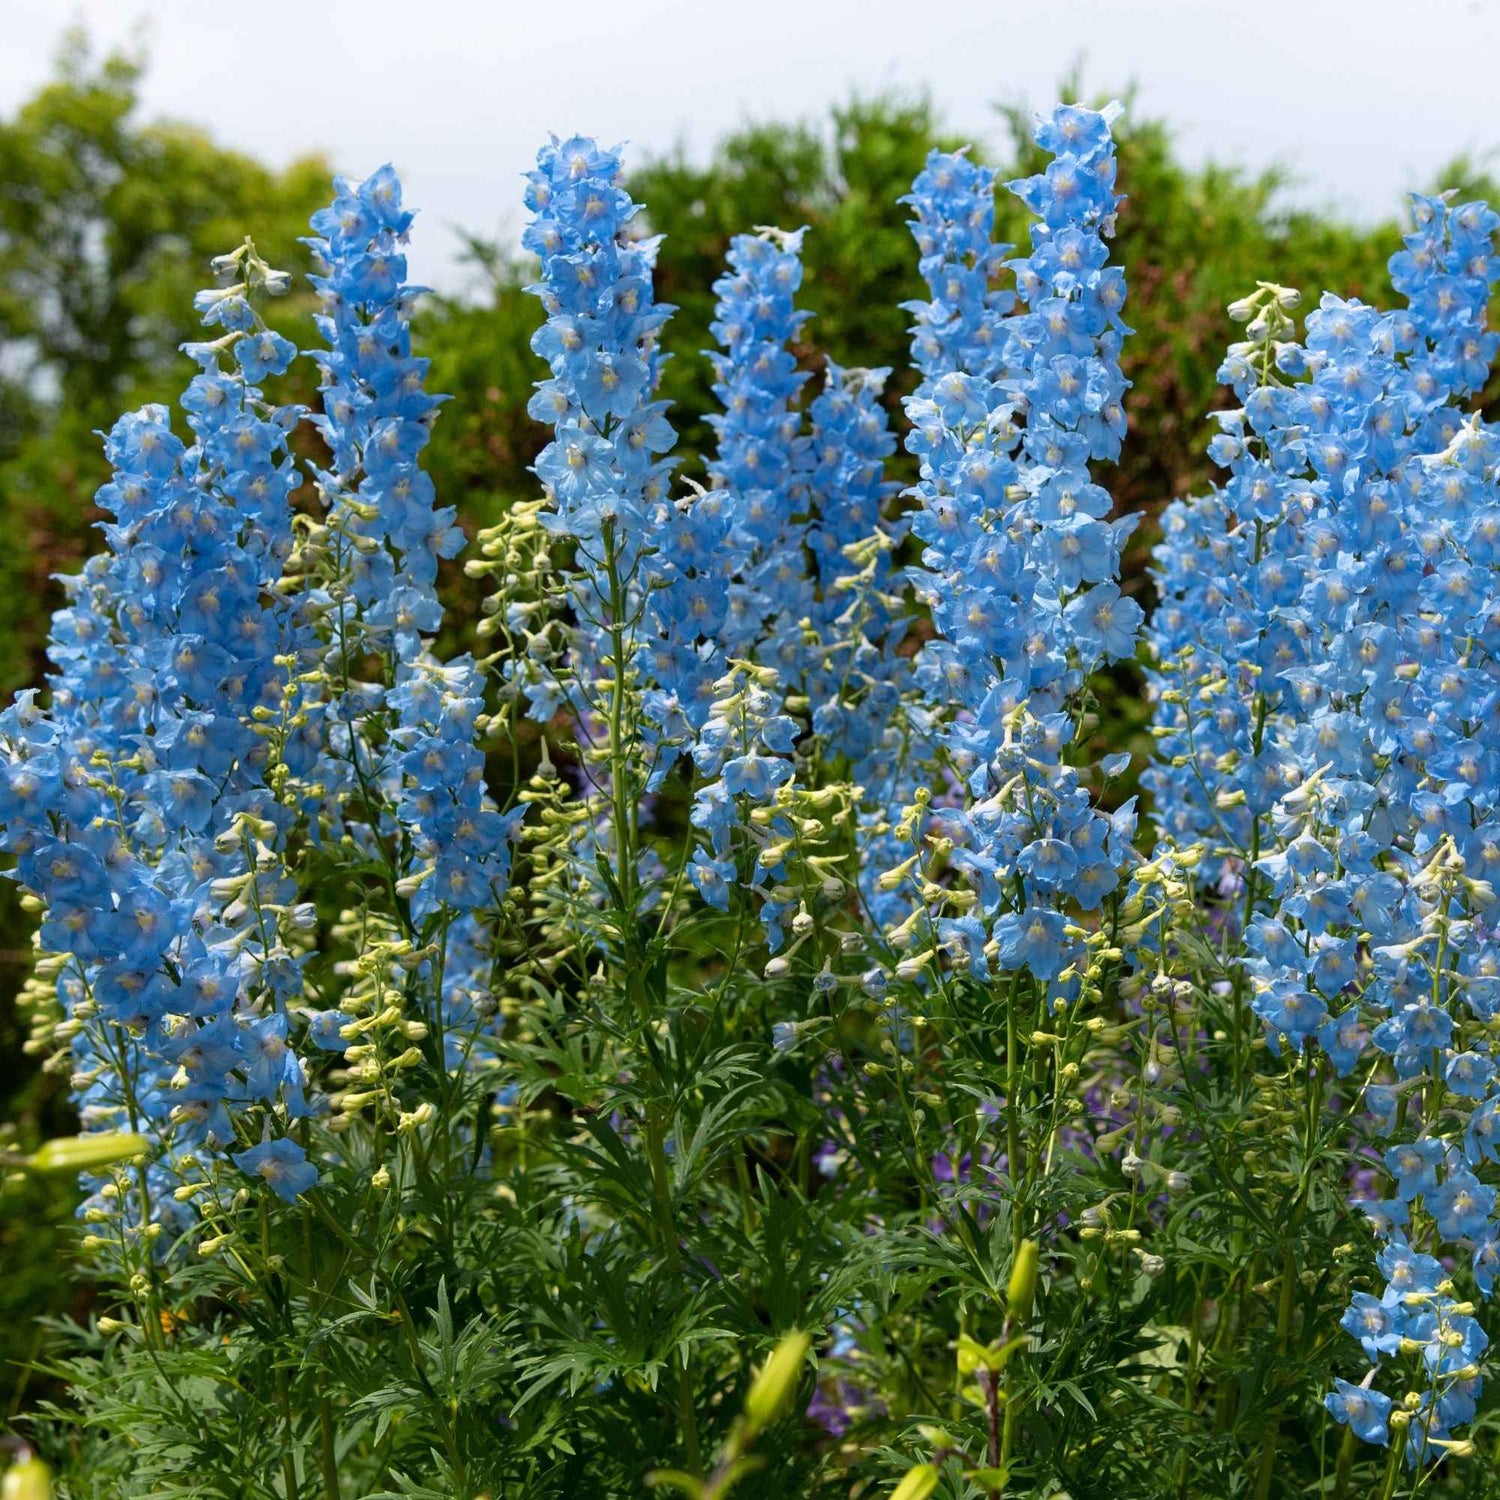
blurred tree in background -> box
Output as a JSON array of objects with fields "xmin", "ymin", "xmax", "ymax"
[{"xmin": 3, "ymin": 35, "xmax": 1498, "ymax": 1420}]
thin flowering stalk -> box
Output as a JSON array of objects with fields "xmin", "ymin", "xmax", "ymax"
[
  {"xmin": 875, "ymin": 105, "xmax": 1142, "ymax": 1333},
  {"xmin": 303, "ymin": 167, "xmax": 521, "ymax": 1095},
  {"xmin": 801, "ymin": 361, "xmax": 906, "ymax": 786},
  {"xmin": 696, "ymin": 229, "xmax": 909, "ymax": 950},
  {"xmin": 684, "ymin": 228, "xmax": 813, "ymax": 943},
  {"xmin": 521, "ymin": 132, "xmax": 709, "ymax": 1468},
  {"xmin": 854, "ymin": 145, "xmax": 1015, "ymax": 940},
  {"xmin": 523, "ymin": 134, "xmax": 666, "ymax": 929},
  {"xmin": 899, "ymin": 102, "xmax": 1137, "ymax": 992}
]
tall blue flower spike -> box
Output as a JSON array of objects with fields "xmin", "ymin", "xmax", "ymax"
[
  {"xmin": 681, "ymin": 227, "xmax": 818, "ymax": 940},
  {"xmin": 523, "ymin": 135, "xmax": 731, "ymax": 784},
  {"xmin": 801, "ymin": 360, "xmax": 905, "ymax": 781},
  {"xmin": 305, "ymin": 163, "xmax": 458, "ymax": 657},
  {"xmin": 856, "ymin": 145, "xmax": 1017, "ymax": 938},
  {"xmin": 707, "ymin": 227, "xmax": 814, "ymax": 664},
  {"xmin": 1, "ymin": 242, "xmax": 320, "ymax": 1237},
  {"xmin": 893, "ymin": 102, "xmax": 1139, "ymax": 989},
  {"xmin": 902, "ymin": 148, "xmax": 1012, "ymax": 394},
  {"xmin": 1146, "ymin": 190, "xmax": 1500, "ymax": 1463},
  {"xmin": 306, "ymin": 166, "xmax": 519, "ymax": 1055}
]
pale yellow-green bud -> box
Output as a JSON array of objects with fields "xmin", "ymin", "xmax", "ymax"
[
  {"xmin": 1007, "ymin": 1238, "xmax": 1039, "ymax": 1324},
  {"xmin": 2, "ymin": 1454, "xmax": 54, "ymax": 1500},
  {"xmin": 1226, "ymin": 291, "xmax": 1262, "ymax": 323},
  {"xmin": 26, "ymin": 1131, "xmax": 148, "ymax": 1174},
  {"xmin": 743, "ymin": 1329, "xmax": 811, "ymax": 1435},
  {"xmin": 888, "ymin": 1465, "xmax": 940, "ymax": 1500},
  {"xmin": 877, "ymin": 855, "xmax": 921, "ymax": 891}
]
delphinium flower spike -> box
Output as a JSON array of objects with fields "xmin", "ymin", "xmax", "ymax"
[
  {"xmin": 896, "ymin": 102, "xmax": 1140, "ymax": 992},
  {"xmin": 302, "ymin": 166, "xmax": 521, "ymax": 1073},
  {"xmin": 1, "ymin": 241, "xmax": 322, "ymax": 1243},
  {"xmin": 1148, "ymin": 188, "xmax": 1500, "ymax": 1464}
]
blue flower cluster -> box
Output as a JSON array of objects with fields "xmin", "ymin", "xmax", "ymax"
[
  {"xmin": 523, "ymin": 135, "xmax": 754, "ymax": 789},
  {"xmin": 1147, "ymin": 192, "xmax": 1500, "ymax": 1457},
  {"xmin": 674, "ymin": 229, "xmax": 814, "ymax": 917},
  {"xmin": 801, "ymin": 361, "xmax": 905, "ymax": 779},
  {"xmin": 308, "ymin": 168, "xmax": 518, "ymax": 997},
  {"xmin": 0, "ymin": 166, "xmax": 525, "ymax": 1234},
  {"xmin": 706, "ymin": 228, "xmax": 814, "ymax": 665},
  {"xmin": 1147, "ymin": 194, "xmax": 1498, "ymax": 865},
  {"xmin": 857, "ymin": 147, "xmax": 1013, "ymax": 936},
  {"xmin": 0, "ymin": 245, "xmax": 319, "ymax": 1224},
  {"xmin": 898, "ymin": 103, "xmax": 1139, "ymax": 985},
  {"xmin": 696, "ymin": 227, "xmax": 910, "ymax": 938},
  {"xmin": 1332, "ymin": 1243, "xmax": 1487, "ymax": 1461},
  {"xmin": 902, "ymin": 148, "xmax": 1011, "ymax": 390},
  {"xmin": 306, "ymin": 164, "xmax": 460, "ymax": 661},
  {"xmin": 689, "ymin": 662, "xmax": 801, "ymax": 944}
]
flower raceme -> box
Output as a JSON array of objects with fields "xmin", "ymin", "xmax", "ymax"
[
  {"xmin": 895, "ymin": 102, "xmax": 1140, "ymax": 989},
  {"xmin": 1148, "ymin": 191, "xmax": 1500, "ymax": 1459},
  {"xmin": 306, "ymin": 167, "xmax": 520, "ymax": 1065},
  {"xmin": 1, "ymin": 166, "xmax": 521, "ymax": 1243},
  {"xmin": 2, "ymin": 241, "xmax": 320, "ymax": 1238}
]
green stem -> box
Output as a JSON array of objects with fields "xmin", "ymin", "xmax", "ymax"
[
  {"xmin": 1332, "ymin": 1423, "xmax": 1357, "ymax": 1500},
  {"xmin": 319, "ymin": 1397, "xmax": 343, "ymax": 1500},
  {"xmin": 1004, "ymin": 972, "xmax": 1025, "ymax": 1258},
  {"xmin": 1376, "ymin": 1435, "xmax": 1405, "ymax": 1500},
  {"xmin": 276, "ymin": 1364, "xmax": 301, "ymax": 1500},
  {"xmin": 602, "ymin": 522, "xmax": 701, "ymax": 1475},
  {"xmin": 1251, "ymin": 1246, "xmax": 1297, "ymax": 1500}
]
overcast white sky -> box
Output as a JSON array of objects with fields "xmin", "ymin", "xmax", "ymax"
[{"xmin": 5, "ymin": 0, "xmax": 1499, "ymax": 294}]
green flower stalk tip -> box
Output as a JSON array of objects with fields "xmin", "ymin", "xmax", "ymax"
[
  {"xmin": 889, "ymin": 1464, "xmax": 940, "ymax": 1500},
  {"xmin": 743, "ymin": 1329, "xmax": 811, "ymax": 1435},
  {"xmin": 1008, "ymin": 1238, "xmax": 1040, "ymax": 1325}
]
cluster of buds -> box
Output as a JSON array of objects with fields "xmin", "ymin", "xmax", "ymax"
[{"xmin": 322, "ymin": 913, "xmax": 433, "ymax": 1127}]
